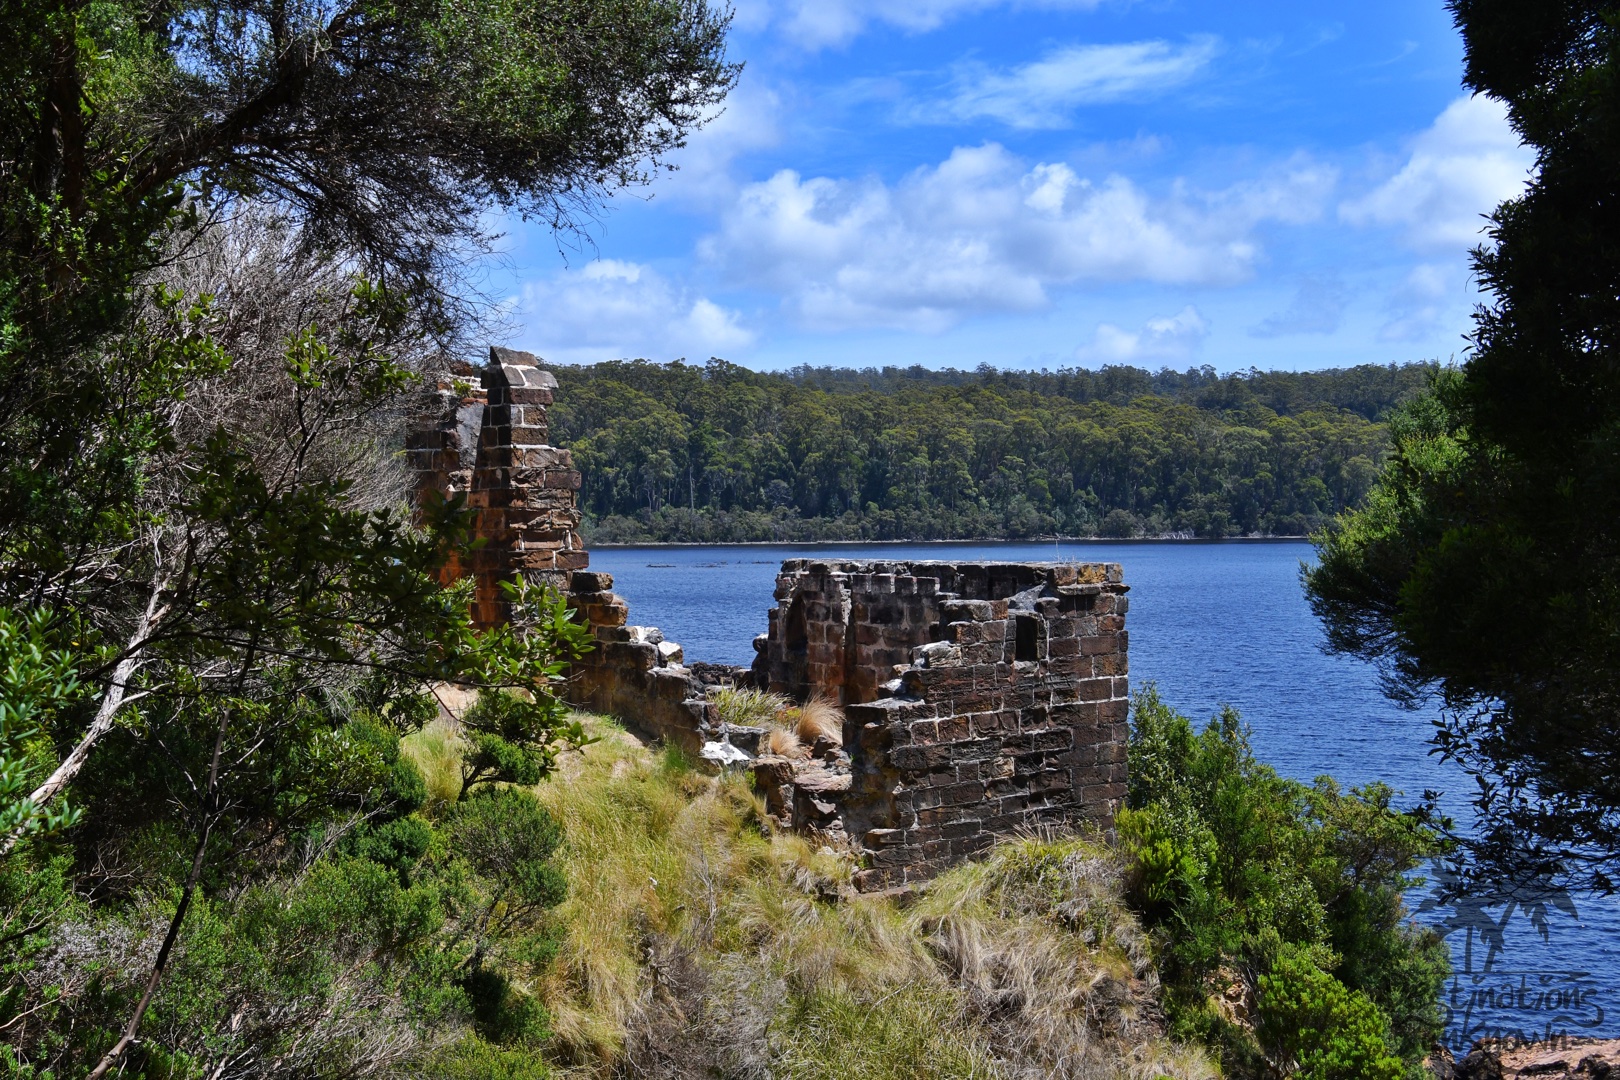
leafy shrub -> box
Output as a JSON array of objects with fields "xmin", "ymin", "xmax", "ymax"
[
  {"xmin": 458, "ymin": 690, "xmax": 586, "ymax": 798},
  {"xmin": 1256, "ymin": 946, "xmax": 1406, "ymax": 1080},
  {"xmin": 1120, "ymin": 687, "xmax": 1448, "ymax": 1077},
  {"xmin": 424, "ymin": 1036, "xmax": 553, "ymax": 1079}
]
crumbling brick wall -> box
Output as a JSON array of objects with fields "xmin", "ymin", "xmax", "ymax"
[
  {"xmin": 408, "ymin": 347, "xmax": 725, "ymax": 741},
  {"xmin": 751, "ymin": 560, "xmax": 1129, "ymax": 891},
  {"xmin": 410, "ymin": 349, "xmax": 1131, "ymax": 893},
  {"xmin": 408, "ymin": 347, "xmax": 587, "ymax": 625}
]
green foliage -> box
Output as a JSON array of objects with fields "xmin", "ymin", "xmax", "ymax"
[
  {"xmin": 459, "ymin": 691, "xmax": 587, "ymax": 800},
  {"xmin": 1305, "ymin": 2, "xmax": 1620, "ymax": 894},
  {"xmin": 709, "ymin": 685, "xmax": 789, "ymax": 727},
  {"xmin": 548, "ymin": 358, "xmax": 1436, "ymax": 542},
  {"xmin": 0, "ymin": 608, "xmax": 85, "ymax": 841},
  {"xmin": 450, "ymin": 788, "xmax": 567, "ymax": 917},
  {"xmin": 1256, "ymin": 946, "xmax": 1406, "ymax": 1080},
  {"xmin": 3, "ymin": 711, "xmax": 572, "ymax": 1073},
  {"xmin": 422, "ymin": 1036, "xmax": 553, "ymax": 1079},
  {"xmin": 1120, "ymin": 688, "xmax": 1449, "ymax": 1078},
  {"xmin": 0, "ymin": 0, "xmax": 730, "ymax": 1071}
]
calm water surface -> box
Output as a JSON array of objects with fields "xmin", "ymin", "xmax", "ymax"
[{"xmin": 588, "ymin": 539, "xmax": 1619, "ymax": 1049}]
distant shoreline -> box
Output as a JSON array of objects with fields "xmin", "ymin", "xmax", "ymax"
[{"xmin": 587, "ymin": 536, "xmax": 1316, "ymax": 549}]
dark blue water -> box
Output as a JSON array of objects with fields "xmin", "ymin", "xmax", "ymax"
[{"xmin": 588, "ymin": 539, "xmax": 1619, "ymax": 1051}]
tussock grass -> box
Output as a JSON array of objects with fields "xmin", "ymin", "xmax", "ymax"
[
  {"xmin": 709, "ymin": 685, "xmax": 811, "ymax": 759},
  {"xmin": 762, "ymin": 725, "xmax": 803, "ymax": 758},
  {"xmin": 402, "ymin": 717, "xmax": 464, "ymax": 808},
  {"xmin": 528, "ymin": 715, "xmax": 1215, "ymax": 1079},
  {"xmin": 787, "ymin": 695, "xmax": 843, "ymax": 747},
  {"xmin": 709, "ymin": 686, "xmax": 788, "ymax": 728}
]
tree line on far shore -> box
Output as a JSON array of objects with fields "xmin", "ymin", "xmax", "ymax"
[{"xmin": 549, "ymin": 359, "xmax": 1437, "ymax": 543}]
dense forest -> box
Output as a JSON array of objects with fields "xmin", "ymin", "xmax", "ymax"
[{"xmin": 550, "ymin": 359, "xmax": 1438, "ymax": 542}]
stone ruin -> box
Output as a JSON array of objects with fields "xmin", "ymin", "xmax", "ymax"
[{"xmin": 411, "ymin": 347, "xmax": 1131, "ymax": 891}]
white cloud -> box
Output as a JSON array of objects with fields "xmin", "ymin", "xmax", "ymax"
[
  {"xmin": 1340, "ymin": 95, "xmax": 1535, "ymax": 252},
  {"xmin": 737, "ymin": 0, "xmax": 1110, "ymax": 50},
  {"xmin": 1251, "ymin": 276, "xmax": 1349, "ymax": 337},
  {"xmin": 700, "ymin": 143, "xmax": 1336, "ymax": 333},
  {"xmin": 517, "ymin": 260, "xmax": 753, "ymax": 363},
  {"xmin": 647, "ymin": 78, "xmax": 783, "ymax": 207},
  {"xmin": 1076, "ymin": 306, "xmax": 1210, "ymax": 364},
  {"xmin": 1377, "ymin": 263, "xmax": 1456, "ymax": 343},
  {"xmin": 929, "ymin": 37, "xmax": 1220, "ymax": 128}
]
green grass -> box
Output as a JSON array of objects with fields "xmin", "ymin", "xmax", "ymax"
[{"xmin": 402, "ymin": 716, "xmax": 464, "ymax": 807}]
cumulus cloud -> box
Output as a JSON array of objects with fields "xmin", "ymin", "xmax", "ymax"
[
  {"xmin": 1251, "ymin": 276, "xmax": 1350, "ymax": 337},
  {"xmin": 647, "ymin": 78, "xmax": 783, "ymax": 207},
  {"xmin": 1340, "ymin": 95, "xmax": 1535, "ymax": 252},
  {"xmin": 700, "ymin": 143, "xmax": 1336, "ymax": 333},
  {"xmin": 1076, "ymin": 306, "xmax": 1210, "ymax": 364},
  {"xmin": 734, "ymin": 0, "xmax": 1110, "ymax": 50},
  {"xmin": 927, "ymin": 37, "xmax": 1220, "ymax": 128},
  {"xmin": 517, "ymin": 260, "xmax": 753, "ymax": 364}
]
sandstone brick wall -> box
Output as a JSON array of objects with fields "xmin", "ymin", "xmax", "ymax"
[
  {"xmin": 752, "ymin": 560, "xmax": 1130, "ymax": 891},
  {"xmin": 407, "ymin": 348, "xmax": 723, "ymax": 739},
  {"xmin": 409, "ymin": 347, "xmax": 587, "ymax": 626},
  {"xmin": 564, "ymin": 570, "xmax": 730, "ymax": 753}
]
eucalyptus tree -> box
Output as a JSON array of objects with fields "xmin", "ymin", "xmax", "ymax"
[{"xmin": 0, "ymin": 0, "xmax": 735, "ymax": 826}]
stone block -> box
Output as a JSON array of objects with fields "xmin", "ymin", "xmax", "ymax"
[{"xmin": 508, "ymin": 386, "xmax": 554, "ymax": 406}]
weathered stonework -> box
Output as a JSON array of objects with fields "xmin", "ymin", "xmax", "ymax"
[
  {"xmin": 751, "ymin": 560, "xmax": 1130, "ymax": 891},
  {"xmin": 411, "ymin": 348, "xmax": 1130, "ymax": 892},
  {"xmin": 408, "ymin": 348, "xmax": 737, "ymax": 743},
  {"xmin": 409, "ymin": 347, "xmax": 587, "ymax": 626}
]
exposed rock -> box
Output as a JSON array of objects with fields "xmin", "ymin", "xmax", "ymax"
[
  {"xmin": 699, "ymin": 740, "xmax": 751, "ymax": 768},
  {"xmin": 717, "ymin": 723, "xmax": 765, "ymax": 756},
  {"xmin": 1455, "ymin": 1038, "xmax": 1620, "ymax": 1079}
]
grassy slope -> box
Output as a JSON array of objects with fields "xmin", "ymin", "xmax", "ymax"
[{"xmin": 437, "ymin": 714, "xmax": 1222, "ymax": 1079}]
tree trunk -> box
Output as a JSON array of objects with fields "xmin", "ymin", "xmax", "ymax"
[{"xmin": 0, "ymin": 586, "xmax": 162, "ymax": 856}]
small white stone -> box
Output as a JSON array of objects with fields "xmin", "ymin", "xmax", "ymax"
[{"xmin": 700, "ymin": 740, "xmax": 752, "ymax": 767}]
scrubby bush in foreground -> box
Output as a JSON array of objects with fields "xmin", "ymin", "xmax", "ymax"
[{"xmin": 1119, "ymin": 687, "xmax": 1449, "ymax": 1078}]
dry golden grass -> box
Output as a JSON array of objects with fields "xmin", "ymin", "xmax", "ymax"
[
  {"xmin": 763, "ymin": 724, "xmax": 804, "ymax": 758},
  {"xmin": 790, "ymin": 695, "xmax": 843, "ymax": 747},
  {"xmin": 523, "ymin": 714, "xmax": 1216, "ymax": 1080}
]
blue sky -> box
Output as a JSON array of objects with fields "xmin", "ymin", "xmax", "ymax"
[{"xmin": 496, "ymin": 0, "xmax": 1535, "ymax": 373}]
